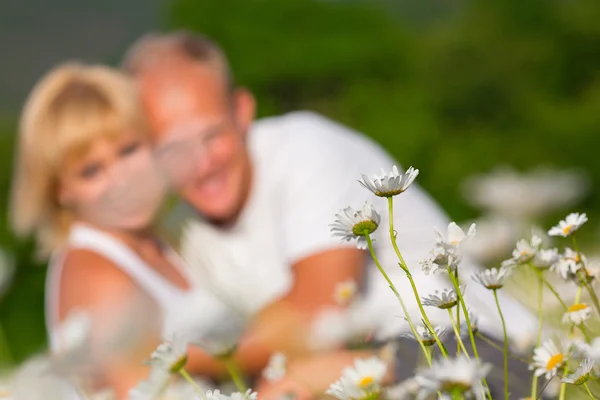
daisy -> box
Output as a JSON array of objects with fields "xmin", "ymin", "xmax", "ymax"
[
  {"xmin": 530, "ymin": 339, "xmax": 568, "ymax": 379},
  {"xmin": 422, "ymin": 287, "xmax": 464, "ymax": 309},
  {"xmin": 471, "ymin": 266, "xmax": 512, "ymax": 290},
  {"xmin": 420, "ymin": 245, "xmax": 462, "ymax": 275},
  {"xmin": 333, "ymin": 279, "xmax": 358, "ymax": 306},
  {"xmin": 148, "ymin": 338, "xmax": 188, "ymax": 374},
  {"xmin": 205, "ymin": 389, "xmax": 257, "ymax": 400},
  {"xmin": 325, "ymin": 356, "xmax": 387, "ymax": 400},
  {"xmin": 532, "ymin": 248, "xmax": 560, "ymax": 269},
  {"xmin": 551, "ymin": 248, "xmax": 587, "ymax": 280},
  {"xmin": 401, "ymin": 325, "xmax": 448, "ymax": 347},
  {"xmin": 548, "ymin": 212, "xmax": 588, "ymax": 237},
  {"xmin": 128, "ymin": 367, "xmax": 170, "ymax": 400},
  {"xmin": 358, "ymin": 165, "xmax": 419, "ymax": 197},
  {"xmin": 573, "ymin": 337, "xmax": 600, "ymax": 365},
  {"xmin": 562, "ymin": 357, "xmax": 594, "ymax": 385},
  {"xmin": 414, "ymin": 355, "xmax": 492, "ymax": 400},
  {"xmin": 568, "ymin": 265, "xmax": 598, "ymax": 286},
  {"xmin": 262, "ymin": 352, "xmax": 287, "ymax": 383},
  {"xmin": 459, "ymin": 309, "xmax": 479, "ymax": 340},
  {"xmin": 501, "ymin": 234, "xmax": 543, "ymax": 267},
  {"xmin": 330, "ymin": 202, "xmax": 380, "ymax": 249},
  {"xmin": 435, "ymin": 222, "xmax": 476, "ymax": 249},
  {"xmin": 162, "ymin": 289, "xmax": 246, "ymax": 360},
  {"xmin": 562, "ymin": 303, "xmax": 592, "ymax": 325}
]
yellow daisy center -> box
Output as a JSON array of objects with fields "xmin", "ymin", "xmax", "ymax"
[
  {"xmin": 563, "ymin": 225, "xmax": 574, "ymax": 235},
  {"xmin": 359, "ymin": 376, "xmax": 375, "ymax": 388},
  {"xmin": 339, "ymin": 287, "xmax": 353, "ymax": 300},
  {"xmin": 546, "ymin": 353, "xmax": 564, "ymax": 371},
  {"xmin": 568, "ymin": 303, "xmax": 588, "ymax": 312}
]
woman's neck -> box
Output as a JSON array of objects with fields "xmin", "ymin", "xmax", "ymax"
[{"xmin": 75, "ymin": 220, "xmax": 160, "ymax": 254}]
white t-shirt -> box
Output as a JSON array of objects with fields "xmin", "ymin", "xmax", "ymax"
[{"xmin": 167, "ymin": 111, "xmax": 537, "ymax": 344}]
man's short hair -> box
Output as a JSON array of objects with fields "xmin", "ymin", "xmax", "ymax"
[{"xmin": 121, "ymin": 30, "xmax": 233, "ymax": 89}]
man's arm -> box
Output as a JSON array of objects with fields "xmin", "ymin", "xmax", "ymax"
[{"xmin": 185, "ymin": 247, "xmax": 366, "ymax": 378}]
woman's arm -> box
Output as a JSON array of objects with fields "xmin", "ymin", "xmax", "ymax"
[{"xmin": 58, "ymin": 249, "xmax": 163, "ymax": 399}]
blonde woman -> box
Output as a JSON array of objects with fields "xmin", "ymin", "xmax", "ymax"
[{"xmin": 9, "ymin": 63, "xmax": 212, "ymax": 398}]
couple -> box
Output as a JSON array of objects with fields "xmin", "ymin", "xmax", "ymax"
[{"xmin": 10, "ymin": 31, "xmax": 536, "ymax": 398}]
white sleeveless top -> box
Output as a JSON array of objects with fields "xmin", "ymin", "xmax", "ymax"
[{"xmin": 45, "ymin": 223, "xmax": 194, "ymax": 353}]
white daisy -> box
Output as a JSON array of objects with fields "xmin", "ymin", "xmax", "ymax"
[
  {"xmin": 148, "ymin": 338, "xmax": 188, "ymax": 374},
  {"xmin": 471, "ymin": 267, "xmax": 512, "ymax": 290},
  {"xmin": 162, "ymin": 290, "xmax": 245, "ymax": 359},
  {"xmin": 330, "ymin": 202, "xmax": 381, "ymax": 249},
  {"xmin": 205, "ymin": 389, "xmax": 257, "ymax": 400},
  {"xmin": 459, "ymin": 309, "xmax": 479, "ymax": 340},
  {"xmin": 562, "ymin": 303, "xmax": 592, "ymax": 326},
  {"xmin": 530, "ymin": 339, "xmax": 568, "ymax": 379},
  {"xmin": 414, "ymin": 355, "xmax": 492, "ymax": 400},
  {"xmin": 262, "ymin": 352, "xmax": 287, "ymax": 383},
  {"xmin": 358, "ymin": 165, "xmax": 419, "ymax": 197},
  {"xmin": 422, "ymin": 287, "xmax": 464, "ymax": 310},
  {"xmin": 435, "ymin": 222, "xmax": 477, "ymax": 249},
  {"xmin": 128, "ymin": 367, "xmax": 170, "ymax": 400},
  {"xmin": 573, "ymin": 337, "xmax": 600, "ymax": 364},
  {"xmin": 501, "ymin": 234, "xmax": 543, "ymax": 267},
  {"xmin": 420, "ymin": 245, "xmax": 462, "ymax": 275},
  {"xmin": 333, "ymin": 279, "xmax": 358, "ymax": 306},
  {"xmin": 400, "ymin": 325, "xmax": 448, "ymax": 347},
  {"xmin": 550, "ymin": 248, "xmax": 587, "ymax": 280},
  {"xmin": 562, "ymin": 357, "xmax": 594, "ymax": 385},
  {"xmin": 548, "ymin": 212, "xmax": 588, "ymax": 237},
  {"xmin": 325, "ymin": 357, "xmax": 388, "ymax": 400},
  {"xmin": 532, "ymin": 248, "xmax": 560, "ymax": 269}
]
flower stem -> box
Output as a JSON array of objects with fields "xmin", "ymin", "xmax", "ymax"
[
  {"xmin": 584, "ymin": 382, "xmax": 597, "ymax": 400},
  {"xmin": 385, "ymin": 199, "xmax": 448, "ymax": 357},
  {"xmin": 455, "ymin": 269, "xmax": 461, "ymax": 356},
  {"xmin": 225, "ymin": 357, "xmax": 247, "ymax": 393},
  {"xmin": 542, "ymin": 276, "xmax": 568, "ymax": 310},
  {"xmin": 448, "ymin": 269, "xmax": 492, "ymax": 400},
  {"xmin": 447, "ymin": 309, "xmax": 470, "ymax": 359},
  {"xmin": 365, "ymin": 232, "xmax": 432, "ymax": 365},
  {"xmin": 475, "ymin": 332, "xmax": 530, "ymax": 364},
  {"xmin": 493, "ymin": 289, "xmax": 509, "ymax": 400},
  {"xmin": 531, "ymin": 270, "xmax": 544, "ymax": 398},
  {"xmin": 180, "ymin": 368, "xmax": 206, "ymax": 398}
]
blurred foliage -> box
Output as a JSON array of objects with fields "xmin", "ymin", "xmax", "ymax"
[{"xmin": 1, "ymin": 0, "xmax": 600, "ymax": 363}]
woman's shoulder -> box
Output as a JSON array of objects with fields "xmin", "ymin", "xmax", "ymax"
[{"xmin": 56, "ymin": 248, "xmax": 142, "ymax": 321}]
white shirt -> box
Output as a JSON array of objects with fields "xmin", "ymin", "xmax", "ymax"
[{"xmin": 168, "ymin": 111, "xmax": 538, "ymax": 344}]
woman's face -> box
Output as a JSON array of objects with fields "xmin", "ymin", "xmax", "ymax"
[{"xmin": 57, "ymin": 131, "xmax": 168, "ymax": 231}]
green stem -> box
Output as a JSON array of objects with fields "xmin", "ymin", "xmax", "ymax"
[
  {"xmin": 448, "ymin": 269, "xmax": 492, "ymax": 400},
  {"xmin": 455, "ymin": 269, "xmax": 461, "ymax": 356},
  {"xmin": 385, "ymin": 200, "xmax": 448, "ymax": 357},
  {"xmin": 365, "ymin": 232, "xmax": 431, "ymax": 365},
  {"xmin": 225, "ymin": 357, "xmax": 247, "ymax": 393},
  {"xmin": 542, "ymin": 276, "xmax": 568, "ymax": 310},
  {"xmin": 558, "ymin": 371, "xmax": 568, "ymax": 400},
  {"xmin": 493, "ymin": 290, "xmax": 509, "ymax": 400},
  {"xmin": 447, "ymin": 309, "xmax": 470, "ymax": 359},
  {"xmin": 475, "ymin": 332, "xmax": 530, "ymax": 364},
  {"xmin": 180, "ymin": 368, "xmax": 206, "ymax": 398},
  {"xmin": 584, "ymin": 382, "xmax": 597, "ymax": 400},
  {"xmin": 531, "ymin": 270, "xmax": 544, "ymax": 398}
]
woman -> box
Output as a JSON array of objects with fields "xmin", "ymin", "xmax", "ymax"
[{"xmin": 9, "ymin": 63, "xmax": 206, "ymax": 398}]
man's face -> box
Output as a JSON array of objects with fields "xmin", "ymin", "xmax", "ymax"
[{"xmin": 138, "ymin": 61, "xmax": 255, "ymax": 224}]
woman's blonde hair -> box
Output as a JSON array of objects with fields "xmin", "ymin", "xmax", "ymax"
[{"xmin": 10, "ymin": 62, "xmax": 149, "ymax": 257}]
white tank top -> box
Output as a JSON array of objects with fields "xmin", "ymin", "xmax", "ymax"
[{"xmin": 45, "ymin": 223, "xmax": 193, "ymax": 353}]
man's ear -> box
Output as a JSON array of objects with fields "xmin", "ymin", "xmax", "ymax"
[{"xmin": 232, "ymin": 88, "xmax": 256, "ymax": 134}]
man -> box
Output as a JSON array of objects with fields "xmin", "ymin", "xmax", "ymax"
[{"xmin": 121, "ymin": 31, "xmax": 537, "ymax": 397}]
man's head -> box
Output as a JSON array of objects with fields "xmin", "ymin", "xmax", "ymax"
[{"xmin": 122, "ymin": 31, "xmax": 255, "ymax": 224}]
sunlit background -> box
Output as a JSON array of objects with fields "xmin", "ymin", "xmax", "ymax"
[{"xmin": 1, "ymin": 0, "xmax": 599, "ymax": 368}]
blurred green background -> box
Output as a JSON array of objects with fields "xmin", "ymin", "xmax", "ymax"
[{"xmin": 1, "ymin": 0, "xmax": 599, "ymax": 365}]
